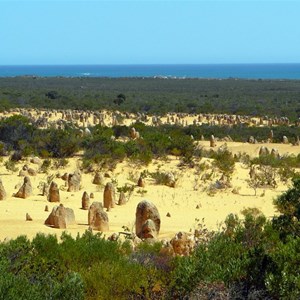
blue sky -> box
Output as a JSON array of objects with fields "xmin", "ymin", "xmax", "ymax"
[{"xmin": 0, "ymin": 0, "xmax": 299, "ymax": 65}]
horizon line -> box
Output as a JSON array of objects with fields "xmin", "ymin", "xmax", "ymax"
[{"xmin": 1, "ymin": 62, "xmax": 300, "ymax": 67}]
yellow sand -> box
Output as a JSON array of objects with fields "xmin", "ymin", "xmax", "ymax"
[{"xmin": 0, "ymin": 140, "xmax": 297, "ymax": 241}]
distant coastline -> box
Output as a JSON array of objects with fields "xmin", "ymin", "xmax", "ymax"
[{"xmin": 1, "ymin": 64, "xmax": 300, "ymax": 79}]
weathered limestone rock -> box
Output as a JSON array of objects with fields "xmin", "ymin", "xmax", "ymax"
[
  {"xmin": 170, "ymin": 232, "xmax": 195, "ymax": 256},
  {"xmin": 91, "ymin": 210, "xmax": 109, "ymax": 231},
  {"xmin": 81, "ymin": 191, "xmax": 90, "ymax": 210},
  {"xmin": 103, "ymin": 182, "xmax": 115, "ymax": 209},
  {"xmin": 283, "ymin": 135, "xmax": 289, "ymax": 144},
  {"xmin": 30, "ymin": 157, "xmax": 41, "ymax": 164},
  {"xmin": 137, "ymin": 176, "xmax": 145, "ymax": 188},
  {"xmin": 88, "ymin": 201, "xmax": 108, "ymax": 231},
  {"xmin": 135, "ymin": 200, "xmax": 161, "ymax": 239},
  {"xmin": 130, "ymin": 127, "xmax": 137, "ymax": 139},
  {"xmin": 271, "ymin": 148, "xmax": 280, "ymax": 159},
  {"xmin": 165, "ymin": 172, "xmax": 176, "ymax": 188},
  {"xmin": 141, "ymin": 219, "xmax": 158, "ymax": 239},
  {"xmin": 92, "ymin": 172, "xmax": 103, "ymax": 185},
  {"xmin": 61, "ymin": 173, "xmax": 68, "ymax": 181},
  {"xmin": 26, "ymin": 213, "xmax": 32, "ymax": 221},
  {"xmin": 118, "ymin": 191, "xmax": 126, "ymax": 206},
  {"xmin": 67, "ymin": 171, "xmax": 81, "ymax": 192},
  {"xmin": 45, "ymin": 204, "xmax": 75, "ymax": 229},
  {"xmin": 159, "ymin": 240, "xmax": 175, "ymax": 257},
  {"xmin": 88, "ymin": 202, "xmax": 103, "ymax": 225},
  {"xmin": 210, "ymin": 135, "xmax": 216, "ymax": 147},
  {"xmin": 248, "ymin": 136, "xmax": 256, "ymax": 144},
  {"xmin": 48, "ymin": 181, "xmax": 60, "ymax": 202},
  {"xmin": 0, "ymin": 178, "xmax": 6, "ymax": 200},
  {"xmin": 259, "ymin": 146, "xmax": 270, "ymax": 157},
  {"xmin": 14, "ymin": 176, "xmax": 32, "ymax": 199},
  {"xmin": 27, "ymin": 168, "xmax": 37, "ymax": 176},
  {"xmin": 269, "ymin": 130, "xmax": 274, "ymax": 142}
]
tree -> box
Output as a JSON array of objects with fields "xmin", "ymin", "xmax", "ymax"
[
  {"xmin": 113, "ymin": 93, "xmax": 126, "ymax": 105},
  {"xmin": 273, "ymin": 176, "xmax": 300, "ymax": 239}
]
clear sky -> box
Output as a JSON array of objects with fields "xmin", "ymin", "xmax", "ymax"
[{"xmin": 0, "ymin": 0, "xmax": 300, "ymax": 65}]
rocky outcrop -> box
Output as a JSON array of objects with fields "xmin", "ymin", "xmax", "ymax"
[
  {"xmin": 48, "ymin": 181, "xmax": 60, "ymax": 202},
  {"xmin": 14, "ymin": 176, "xmax": 32, "ymax": 199},
  {"xmin": 135, "ymin": 200, "xmax": 161, "ymax": 239},
  {"xmin": 45, "ymin": 204, "xmax": 75, "ymax": 229}
]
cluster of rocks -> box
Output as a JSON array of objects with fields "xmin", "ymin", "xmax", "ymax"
[
  {"xmin": 19, "ymin": 164, "xmax": 37, "ymax": 177},
  {"xmin": 3, "ymin": 108, "xmax": 300, "ymax": 133},
  {"xmin": 258, "ymin": 146, "xmax": 280, "ymax": 158}
]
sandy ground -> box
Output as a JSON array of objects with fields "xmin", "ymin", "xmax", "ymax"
[{"xmin": 0, "ymin": 140, "xmax": 297, "ymax": 242}]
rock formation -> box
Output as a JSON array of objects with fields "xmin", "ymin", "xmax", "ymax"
[
  {"xmin": 26, "ymin": 213, "xmax": 33, "ymax": 221},
  {"xmin": 92, "ymin": 172, "xmax": 103, "ymax": 185},
  {"xmin": 14, "ymin": 176, "xmax": 32, "ymax": 199},
  {"xmin": 165, "ymin": 172, "xmax": 176, "ymax": 188},
  {"xmin": 137, "ymin": 176, "xmax": 145, "ymax": 188},
  {"xmin": 282, "ymin": 135, "xmax": 289, "ymax": 144},
  {"xmin": 81, "ymin": 191, "xmax": 90, "ymax": 210},
  {"xmin": 118, "ymin": 191, "xmax": 126, "ymax": 205},
  {"xmin": 210, "ymin": 135, "xmax": 216, "ymax": 147},
  {"xmin": 170, "ymin": 232, "xmax": 195, "ymax": 256},
  {"xmin": 103, "ymin": 182, "xmax": 115, "ymax": 209},
  {"xmin": 48, "ymin": 181, "xmax": 60, "ymax": 202},
  {"xmin": 135, "ymin": 200, "xmax": 161, "ymax": 239},
  {"xmin": 88, "ymin": 201, "xmax": 109, "ymax": 231},
  {"xmin": 259, "ymin": 146, "xmax": 270, "ymax": 157},
  {"xmin": 45, "ymin": 204, "xmax": 75, "ymax": 229},
  {"xmin": 0, "ymin": 178, "xmax": 6, "ymax": 200},
  {"xmin": 67, "ymin": 171, "xmax": 81, "ymax": 192}
]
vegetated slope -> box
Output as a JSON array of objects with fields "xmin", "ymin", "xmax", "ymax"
[{"xmin": 0, "ymin": 77, "xmax": 300, "ymax": 119}]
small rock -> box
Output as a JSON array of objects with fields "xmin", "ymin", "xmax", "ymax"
[{"xmin": 26, "ymin": 213, "xmax": 33, "ymax": 221}]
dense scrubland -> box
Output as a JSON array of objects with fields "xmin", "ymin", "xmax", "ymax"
[
  {"xmin": 0, "ymin": 77, "xmax": 300, "ymax": 119},
  {"xmin": 0, "ymin": 78, "xmax": 300, "ymax": 299}
]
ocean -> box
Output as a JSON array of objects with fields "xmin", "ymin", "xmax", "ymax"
[{"xmin": 0, "ymin": 64, "xmax": 300, "ymax": 79}]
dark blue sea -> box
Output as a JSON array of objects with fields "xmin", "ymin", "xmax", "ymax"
[{"xmin": 1, "ymin": 64, "xmax": 300, "ymax": 79}]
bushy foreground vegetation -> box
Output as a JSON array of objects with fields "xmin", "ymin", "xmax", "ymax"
[
  {"xmin": 1, "ymin": 77, "xmax": 300, "ymax": 119},
  {"xmin": 1, "ymin": 178, "xmax": 300, "ymax": 299}
]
